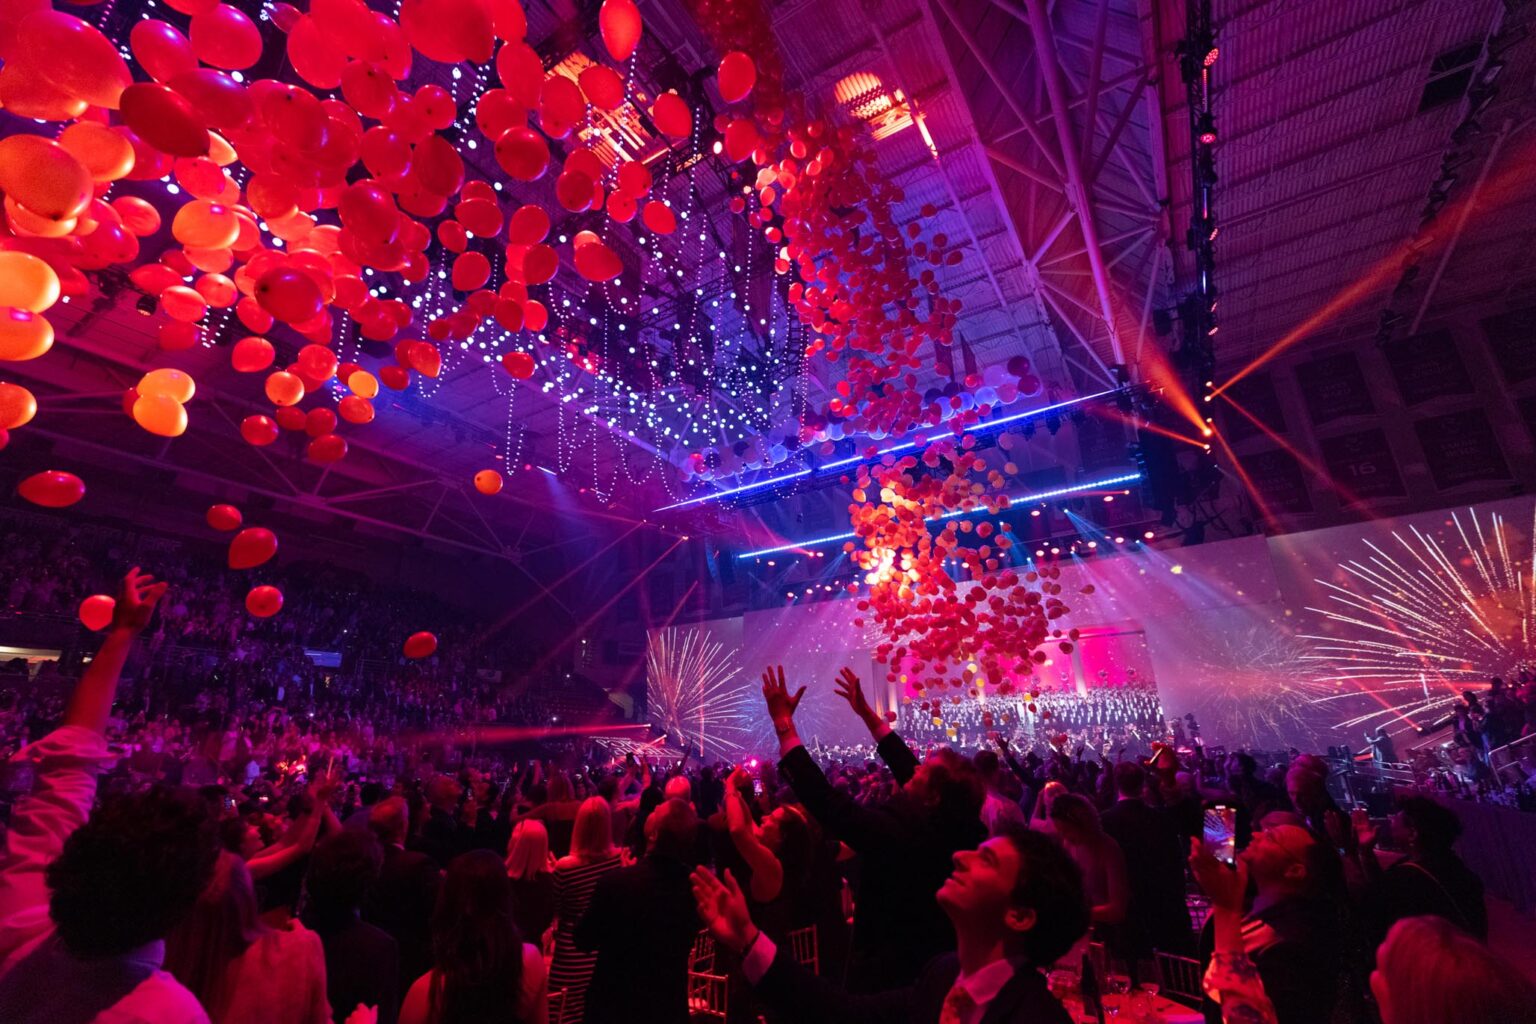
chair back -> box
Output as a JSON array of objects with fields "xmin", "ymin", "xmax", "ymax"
[
  {"xmin": 686, "ymin": 970, "xmax": 729, "ymax": 1021},
  {"xmin": 547, "ymin": 988, "xmax": 567, "ymax": 1024},
  {"xmin": 788, "ymin": 925, "xmax": 819, "ymax": 975},
  {"xmin": 1155, "ymin": 951, "xmax": 1203, "ymax": 1007},
  {"xmin": 690, "ymin": 929, "xmax": 716, "ymax": 973}
]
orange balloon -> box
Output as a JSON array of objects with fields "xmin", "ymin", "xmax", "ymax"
[
  {"xmin": 159, "ymin": 285, "xmax": 207, "ymax": 323},
  {"xmin": 132, "ymin": 393, "xmax": 188, "ymax": 437},
  {"xmin": 57, "ymin": 122, "xmax": 135, "ymax": 183},
  {"xmin": 130, "ymin": 19, "xmax": 198, "ymax": 82},
  {"xmin": 172, "ymin": 200, "xmax": 240, "ymax": 250},
  {"xmin": 0, "ymin": 309, "xmax": 53, "ymax": 360},
  {"xmin": 245, "ymin": 584, "xmax": 283, "ymax": 617},
  {"xmin": 0, "ymin": 381, "xmax": 37, "ymax": 429},
  {"xmin": 0, "ymin": 253, "xmax": 59, "ymax": 312},
  {"xmin": 18, "ymin": 469, "xmax": 84, "ymax": 507},
  {"xmin": 473, "ymin": 468, "xmax": 503, "ymax": 494},
  {"xmin": 113, "ymin": 196, "xmax": 162, "ymax": 237},
  {"xmin": 0, "ymin": 135, "xmax": 92, "ymax": 223},
  {"xmin": 4, "ymin": 197, "xmax": 75, "ymax": 238},
  {"xmin": 347, "ymin": 369, "xmax": 379, "ymax": 398},
  {"xmin": 265, "ymin": 370, "xmax": 306, "ymax": 406},
  {"xmin": 79, "ymin": 594, "xmax": 116, "ymax": 631},
  {"xmin": 140, "ymin": 368, "xmax": 197, "ymax": 403},
  {"xmin": 0, "ymin": 61, "xmax": 87, "ymax": 121}
]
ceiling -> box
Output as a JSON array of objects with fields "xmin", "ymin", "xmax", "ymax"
[{"xmin": 6, "ymin": 0, "xmax": 1535, "ymax": 565}]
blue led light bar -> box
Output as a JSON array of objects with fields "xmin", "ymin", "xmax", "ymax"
[
  {"xmin": 655, "ymin": 388, "xmax": 1123, "ymax": 512},
  {"xmin": 736, "ymin": 472, "xmax": 1143, "ymax": 559}
]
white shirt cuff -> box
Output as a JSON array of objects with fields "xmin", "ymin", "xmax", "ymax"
[{"xmin": 741, "ymin": 933, "xmax": 778, "ymax": 985}]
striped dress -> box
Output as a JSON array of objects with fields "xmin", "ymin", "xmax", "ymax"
[{"xmin": 548, "ymin": 852, "xmax": 623, "ymax": 1023}]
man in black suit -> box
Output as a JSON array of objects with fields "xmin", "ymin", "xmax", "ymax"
[
  {"xmin": 414, "ymin": 774, "xmax": 474, "ymax": 868},
  {"xmin": 693, "ymin": 823, "xmax": 1087, "ymax": 1023},
  {"xmin": 575, "ymin": 798, "xmax": 701, "ymax": 1024},
  {"xmin": 768, "ymin": 666, "xmax": 987, "ymax": 990},
  {"xmin": 1099, "ymin": 761, "xmax": 1193, "ymax": 958},
  {"xmin": 365, "ymin": 797, "xmax": 441, "ymax": 987},
  {"xmin": 304, "ymin": 828, "xmax": 400, "ymax": 1024}
]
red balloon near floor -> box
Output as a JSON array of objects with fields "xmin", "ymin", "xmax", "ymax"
[
  {"xmin": 403, "ymin": 631, "xmax": 437, "ymax": 659},
  {"xmin": 18, "ymin": 470, "xmax": 85, "ymax": 508},
  {"xmin": 245, "ymin": 585, "xmax": 283, "ymax": 618}
]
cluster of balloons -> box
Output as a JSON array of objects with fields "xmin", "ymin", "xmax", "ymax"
[{"xmin": 130, "ymin": 367, "xmax": 196, "ymax": 438}]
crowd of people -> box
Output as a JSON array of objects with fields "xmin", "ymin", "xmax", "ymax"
[
  {"xmin": 900, "ymin": 687, "xmax": 1171, "ymax": 760},
  {"xmin": 1, "ymin": 567, "xmax": 1535, "ymax": 1024}
]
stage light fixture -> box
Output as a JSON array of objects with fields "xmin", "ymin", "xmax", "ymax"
[
  {"xmin": 1196, "ymin": 112, "xmax": 1218, "ymax": 145},
  {"xmin": 1203, "ymin": 46, "xmax": 1219, "ymax": 66},
  {"xmin": 1144, "ymin": 530, "xmax": 1155, "ymax": 539},
  {"xmin": 135, "ymin": 294, "xmax": 156, "ymax": 316}
]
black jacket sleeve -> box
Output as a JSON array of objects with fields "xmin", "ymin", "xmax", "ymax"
[
  {"xmin": 778, "ymin": 744, "xmax": 906, "ymax": 851},
  {"xmin": 877, "ymin": 730, "xmax": 920, "ymax": 786},
  {"xmin": 752, "ymin": 943, "xmax": 915, "ymax": 1024}
]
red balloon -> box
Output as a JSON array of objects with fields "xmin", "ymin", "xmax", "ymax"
[
  {"xmin": 606, "ymin": 190, "xmax": 637, "ymax": 224},
  {"xmin": 338, "ymin": 181, "xmax": 399, "ymax": 245},
  {"xmin": 494, "ymin": 126, "xmax": 548, "ymax": 182},
  {"xmin": 305, "ymin": 407, "xmax": 338, "ymax": 437},
  {"xmin": 523, "ymin": 298, "xmax": 548, "ymax": 332},
  {"xmin": 237, "ymin": 296, "xmax": 275, "ymax": 334},
  {"xmin": 120, "ymin": 84, "xmax": 210, "ymax": 157},
  {"xmin": 506, "ymin": 203, "xmax": 550, "ymax": 244},
  {"xmin": 520, "ymin": 243, "xmax": 558, "ymax": 285},
  {"xmin": 341, "ymin": 61, "xmax": 399, "ymax": 119},
  {"xmin": 538, "ymin": 74, "xmax": 583, "ymax": 137},
  {"xmin": 414, "ymin": 135, "xmax": 465, "ymax": 197},
  {"xmin": 615, "ymin": 160, "xmax": 652, "ymax": 197},
  {"xmin": 12, "ymin": 10, "xmax": 133, "ymax": 110},
  {"xmin": 555, "ymin": 170, "xmax": 595, "ymax": 212},
  {"xmin": 379, "ymin": 364, "xmax": 411, "ymax": 390},
  {"xmin": 399, "ymin": 0, "xmax": 493, "ymax": 63},
  {"xmin": 495, "ymin": 41, "xmax": 542, "ymax": 108},
  {"xmin": 641, "ymin": 200, "xmax": 677, "ymax": 235},
  {"xmin": 455, "ymin": 197, "xmax": 503, "ymax": 238},
  {"xmin": 650, "ymin": 91, "xmax": 691, "ymax": 139},
  {"xmin": 158, "ymin": 321, "xmax": 200, "ymax": 351},
  {"xmin": 573, "ymin": 237, "xmax": 622, "ymax": 282},
  {"xmin": 452, "ymin": 250, "xmax": 491, "ymax": 291},
  {"xmin": 287, "ymin": 15, "xmax": 347, "ymax": 90},
  {"xmin": 599, "ymin": 0, "xmax": 641, "ymax": 61},
  {"xmin": 79, "ymin": 594, "xmax": 115, "ymax": 632},
  {"xmin": 130, "ymin": 19, "xmax": 198, "ymax": 83},
  {"xmin": 18, "ymin": 470, "xmax": 85, "ymax": 508},
  {"xmin": 403, "ymin": 630, "xmax": 438, "ymax": 659},
  {"xmin": 240, "ymin": 414, "xmax": 280, "ymax": 445},
  {"xmin": 255, "ymin": 267, "xmax": 324, "ymax": 324},
  {"xmin": 717, "ymin": 51, "xmax": 756, "ymax": 103},
  {"xmin": 245, "ymin": 585, "xmax": 284, "ymax": 618},
  {"xmin": 275, "ymin": 405, "xmax": 308, "ymax": 430},
  {"xmin": 228, "ymin": 527, "xmax": 278, "ymax": 569},
  {"xmin": 167, "ymin": 68, "xmax": 252, "ymax": 133},
  {"xmin": 189, "ymin": 5, "xmax": 264, "ymax": 70},
  {"xmin": 578, "ymin": 64, "xmax": 625, "ymax": 110},
  {"xmin": 206, "ymin": 503, "xmax": 243, "ymax": 530},
  {"xmin": 337, "ymin": 395, "xmax": 374, "ymax": 424},
  {"xmin": 306, "ymin": 433, "xmax": 348, "ymax": 463},
  {"xmin": 501, "ymin": 350, "xmax": 535, "ymax": 378}
]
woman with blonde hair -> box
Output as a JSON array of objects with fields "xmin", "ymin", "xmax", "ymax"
[
  {"xmin": 1371, "ymin": 915, "xmax": 1536, "ymax": 1024},
  {"xmin": 164, "ymin": 851, "xmax": 330, "ymax": 1024},
  {"xmin": 547, "ymin": 797, "xmax": 623, "ymax": 1023},
  {"xmin": 505, "ymin": 819, "xmax": 556, "ymax": 942}
]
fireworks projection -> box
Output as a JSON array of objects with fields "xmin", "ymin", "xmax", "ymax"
[
  {"xmin": 1301, "ymin": 506, "xmax": 1536, "ymax": 731},
  {"xmin": 1188, "ymin": 624, "xmax": 1334, "ymax": 749},
  {"xmin": 646, "ymin": 627, "xmax": 756, "ymax": 760}
]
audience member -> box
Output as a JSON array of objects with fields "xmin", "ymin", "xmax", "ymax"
[
  {"xmin": 547, "ymin": 796, "xmax": 623, "ymax": 1023},
  {"xmin": 304, "ymin": 829, "xmax": 400, "ymax": 1024}
]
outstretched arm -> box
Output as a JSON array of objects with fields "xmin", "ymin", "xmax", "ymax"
[
  {"xmin": 833, "ymin": 668, "xmax": 919, "ymax": 785},
  {"xmin": 0, "ymin": 570, "xmax": 165, "ymax": 941},
  {"xmin": 724, "ymin": 774, "xmax": 783, "ymax": 903},
  {"xmin": 63, "ymin": 568, "xmax": 167, "ymax": 735}
]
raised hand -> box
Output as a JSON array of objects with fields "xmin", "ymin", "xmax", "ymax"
[
  {"xmin": 112, "ymin": 566, "xmax": 168, "ymax": 634},
  {"xmin": 1188, "ymin": 837, "xmax": 1247, "ymax": 914},
  {"xmin": 833, "ymin": 666, "xmax": 879, "ymax": 730},
  {"xmin": 690, "ymin": 866, "xmax": 757, "ymax": 953},
  {"xmin": 760, "ymin": 665, "xmax": 804, "ymax": 733}
]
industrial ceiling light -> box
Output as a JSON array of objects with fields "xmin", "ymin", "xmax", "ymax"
[
  {"xmin": 135, "ymin": 293, "xmax": 155, "ymax": 316},
  {"xmin": 1196, "ymin": 111, "xmax": 1218, "ymax": 145}
]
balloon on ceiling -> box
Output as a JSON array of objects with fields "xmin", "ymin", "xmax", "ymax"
[{"xmin": 0, "ymin": 0, "xmax": 1070, "ymax": 693}]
